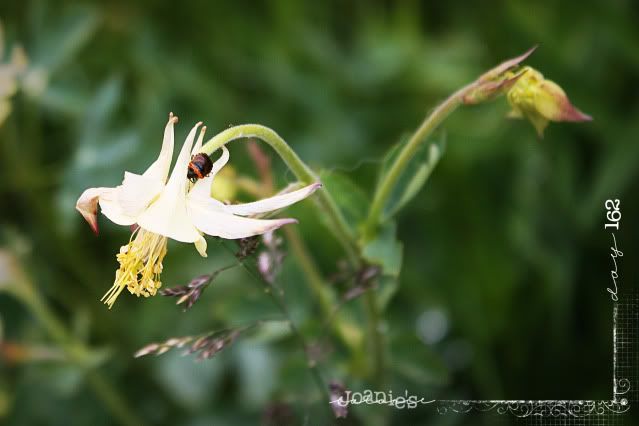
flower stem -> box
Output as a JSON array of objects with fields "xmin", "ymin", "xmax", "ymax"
[
  {"xmin": 85, "ymin": 372, "xmax": 143, "ymax": 426},
  {"xmin": 283, "ymin": 227, "xmax": 363, "ymax": 353},
  {"xmin": 201, "ymin": 125, "xmax": 360, "ymax": 264},
  {"xmin": 282, "ymin": 227, "xmax": 333, "ymax": 316},
  {"xmin": 364, "ymin": 290, "xmax": 385, "ymax": 385},
  {"xmin": 363, "ymin": 83, "xmax": 477, "ymax": 237},
  {"xmin": 274, "ymin": 294, "xmax": 331, "ymax": 404},
  {"xmin": 359, "ymin": 82, "xmax": 479, "ymax": 387},
  {"xmin": 220, "ymin": 241, "xmax": 332, "ymax": 407}
]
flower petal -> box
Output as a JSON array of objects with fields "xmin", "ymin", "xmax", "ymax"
[
  {"xmin": 117, "ymin": 172, "xmax": 164, "ymax": 216},
  {"xmin": 75, "ymin": 114, "xmax": 178, "ymax": 232},
  {"xmin": 166, "ymin": 121, "xmax": 202, "ymax": 191},
  {"xmin": 137, "ymin": 122, "xmax": 203, "ymax": 243},
  {"xmin": 209, "ymin": 145, "xmax": 230, "ymax": 178},
  {"xmin": 76, "ymin": 187, "xmax": 108, "ymax": 234},
  {"xmin": 477, "ymin": 46, "xmax": 537, "ymax": 83},
  {"xmin": 76, "ymin": 185, "xmax": 148, "ymax": 232},
  {"xmin": 224, "ymin": 182, "xmax": 321, "ymax": 216},
  {"xmin": 524, "ymin": 110, "xmax": 550, "ymax": 138},
  {"xmin": 194, "ymin": 235, "xmax": 208, "ymax": 257},
  {"xmin": 98, "ymin": 187, "xmax": 138, "ymax": 226},
  {"xmin": 142, "ymin": 112, "xmax": 178, "ymax": 183},
  {"xmin": 188, "ymin": 200, "xmax": 298, "ymax": 239},
  {"xmin": 76, "ymin": 172, "xmax": 164, "ymax": 231},
  {"xmin": 507, "ymin": 67, "xmax": 591, "ymax": 137},
  {"xmin": 191, "ymin": 125, "xmax": 207, "ymax": 155},
  {"xmin": 535, "ymin": 80, "xmax": 592, "ymax": 122},
  {"xmin": 0, "ymin": 100, "xmax": 11, "ymax": 125},
  {"xmin": 506, "ymin": 108, "xmax": 524, "ymax": 119},
  {"xmin": 188, "ymin": 179, "xmax": 227, "ymax": 211}
]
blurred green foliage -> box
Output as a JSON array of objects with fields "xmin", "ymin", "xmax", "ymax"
[{"xmin": 1, "ymin": 0, "xmax": 638, "ymax": 425}]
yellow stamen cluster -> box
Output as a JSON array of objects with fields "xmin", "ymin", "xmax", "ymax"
[{"xmin": 101, "ymin": 228, "xmax": 168, "ymax": 309}]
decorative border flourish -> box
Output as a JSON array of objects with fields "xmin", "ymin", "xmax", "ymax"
[
  {"xmin": 436, "ymin": 300, "xmax": 633, "ymax": 418},
  {"xmin": 436, "ymin": 396, "xmax": 630, "ymax": 418}
]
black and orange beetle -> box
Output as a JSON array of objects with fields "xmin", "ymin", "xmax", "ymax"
[{"xmin": 187, "ymin": 153, "xmax": 214, "ymax": 183}]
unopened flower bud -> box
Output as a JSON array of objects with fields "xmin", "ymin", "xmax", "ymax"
[
  {"xmin": 506, "ymin": 66, "xmax": 592, "ymax": 137},
  {"xmin": 462, "ymin": 70, "xmax": 526, "ymax": 105},
  {"xmin": 462, "ymin": 46, "xmax": 537, "ymax": 105}
]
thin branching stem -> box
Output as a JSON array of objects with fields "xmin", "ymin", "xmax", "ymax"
[
  {"xmin": 363, "ymin": 82, "xmax": 478, "ymax": 237},
  {"xmin": 358, "ymin": 82, "xmax": 481, "ymax": 387},
  {"xmin": 201, "ymin": 124, "xmax": 360, "ymax": 265},
  {"xmin": 216, "ymin": 240, "xmax": 332, "ymax": 407}
]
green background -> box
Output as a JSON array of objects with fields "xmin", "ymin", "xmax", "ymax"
[{"xmin": 1, "ymin": 1, "xmax": 637, "ymax": 425}]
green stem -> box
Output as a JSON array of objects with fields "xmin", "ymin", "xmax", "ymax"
[
  {"xmin": 359, "ymin": 82, "xmax": 479, "ymax": 387},
  {"xmin": 283, "ymin": 227, "xmax": 363, "ymax": 353},
  {"xmin": 364, "ymin": 291, "xmax": 385, "ymax": 386},
  {"xmin": 223, "ymin": 242, "xmax": 332, "ymax": 407},
  {"xmin": 86, "ymin": 373, "xmax": 143, "ymax": 426},
  {"xmin": 282, "ymin": 227, "xmax": 333, "ymax": 315},
  {"xmin": 363, "ymin": 83, "xmax": 477, "ymax": 237},
  {"xmin": 201, "ymin": 124, "xmax": 360, "ymax": 264},
  {"xmin": 278, "ymin": 298, "xmax": 331, "ymax": 404}
]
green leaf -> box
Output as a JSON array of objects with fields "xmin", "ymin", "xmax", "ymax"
[
  {"xmin": 361, "ymin": 221, "xmax": 403, "ymax": 277},
  {"xmin": 33, "ymin": 8, "xmax": 99, "ymax": 72},
  {"xmin": 378, "ymin": 132, "xmax": 446, "ymax": 221},
  {"xmin": 319, "ymin": 170, "xmax": 370, "ymax": 234},
  {"xmin": 376, "ymin": 275, "xmax": 399, "ymax": 312},
  {"xmin": 245, "ymin": 320, "xmax": 292, "ymax": 343}
]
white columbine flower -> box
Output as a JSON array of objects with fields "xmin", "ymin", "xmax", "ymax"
[{"xmin": 76, "ymin": 113, "xmax": 321, "ymax": 308}]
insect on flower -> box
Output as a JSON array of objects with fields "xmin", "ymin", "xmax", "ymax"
[
  {"xmin": 75, "ymin": 113, "xmax": 322, "ymax": 308},
  {"xmin": 187, "ymin": 152, "xmax": 214, "ymax": 183}
]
